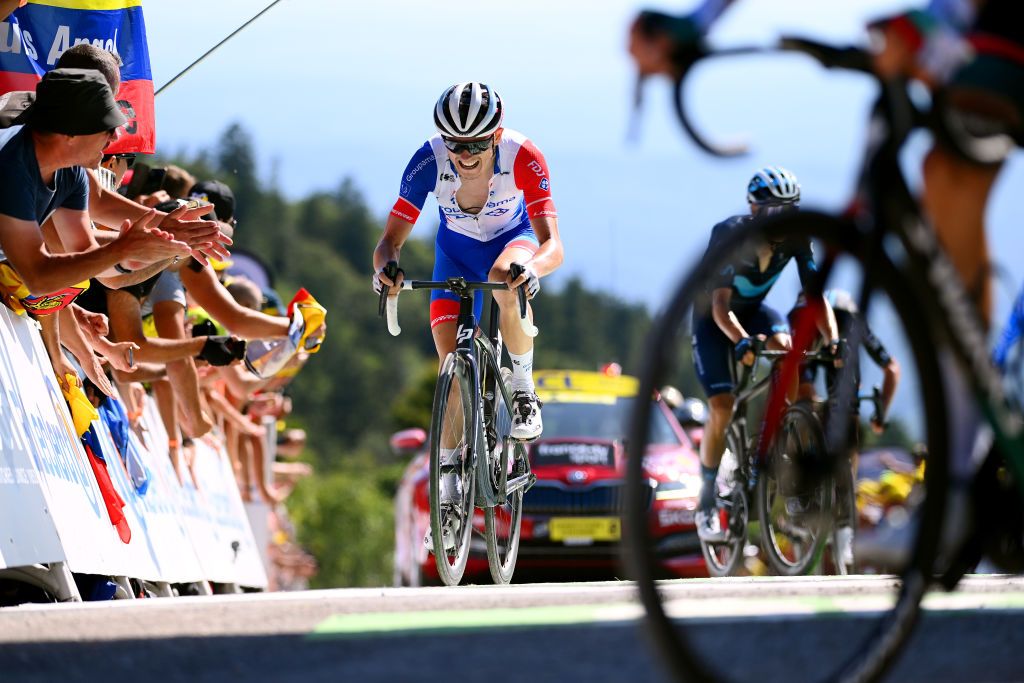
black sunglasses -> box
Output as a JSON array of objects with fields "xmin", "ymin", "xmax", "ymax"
[
  {"xmin": 442, "ymin": 136, "xmax": 493, "ymax": 155},
  {"xmin": 103, "ymin": 153, "xmax": 136, "ymax": 169}
]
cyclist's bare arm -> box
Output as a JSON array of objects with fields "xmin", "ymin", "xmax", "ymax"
[
  {"xmin": 711, "ymin": 288, "xmax": 748, "ymax": 344},
  {"xmin": 373, "ymin": 214, "xmax": 414, "ymax": 291},
  {"xmin": 508, "ymin": 215, "xmax": 563, "ymax": 290},
  {"xmin": 879, "ymin": 358, "xmax": 901, "ymax": 424}
]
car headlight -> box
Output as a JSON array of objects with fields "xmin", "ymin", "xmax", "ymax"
[{"xmin": 653, "ymin": 473, "xmax": 702, "ymax": 501}]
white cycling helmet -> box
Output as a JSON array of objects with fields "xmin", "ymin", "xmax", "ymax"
[
  {"xmin": 434, "ymin": 82, "xmax": 503, "ymax": 139},
  {"xmin": 747, "ymin": 166, "xmax": 801, "ymax": 205}
]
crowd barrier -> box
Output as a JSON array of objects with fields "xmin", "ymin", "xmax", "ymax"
[{"xmin": 0, "ymin": 302, "xmax": 267, "ymax": 601}]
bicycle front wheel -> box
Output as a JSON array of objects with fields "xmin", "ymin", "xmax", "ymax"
[
  {"xmin": 757, "ymin": 401, "xmax": 833, "ymax": 576},
  {"xmin": 429, "ymin": 353, "xmax": 478, "ymax": 587},
  {"xmin": 625, "ymin": 210, "xmax": 948, "ymax": 683}
]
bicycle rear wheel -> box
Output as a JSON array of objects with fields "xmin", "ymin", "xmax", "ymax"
[
  {"xmin": 429, "ymin": 353, "xmax": 478, "ymax": 586},
  {"xmin": 485, "ymin": 366, "xmax": 526, "ymax": 584},
  {"xmin": 700, "ymin": 426, "xmax": 748, "ymax": 577},
  {"xmin": 625, "ymin": 211, "xmax": 948, "ymax": 683},
  {"xmin": 757, "ymin": 402, "xmax": 833, "ymax": 576}
]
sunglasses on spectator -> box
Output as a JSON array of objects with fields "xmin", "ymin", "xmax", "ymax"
[
  {"xmin": 442, "ymin": 136, "xmax": 494, "ymax": 155},
  {"xmin": 103, "ymin": 153, "xmax": 136, "ymax": 169}
]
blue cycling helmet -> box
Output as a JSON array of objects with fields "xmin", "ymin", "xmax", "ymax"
[{"xmin": 747, "ymin": 166, "xmax": 800, "ymax": 205}]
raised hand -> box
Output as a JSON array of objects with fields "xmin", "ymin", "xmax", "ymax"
[
  {"xmin": 114, "ymin": 209, "xmax": 191, "ymax": 265},
  {"xmin": 157, "ymin": 203, "xmax": 233, "ymax": 265},
  {"xmin": 101, "ymin": 340, "xmax": 139, "ymax": 373},
  {"xmin": 81, "ymin": 353, "xmax": 115, "ymax": 398}
]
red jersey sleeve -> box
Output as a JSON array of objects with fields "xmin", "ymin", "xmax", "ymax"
[{"xmin": 512, "ymin": 139, "xmax": 557, "ymax": 219}]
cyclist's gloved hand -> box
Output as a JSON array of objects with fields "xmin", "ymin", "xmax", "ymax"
[
  {"xmin": 197, "ymin": 335, "xmax": 247, "ymax": 366},
  {"xmin": 734, "ymin": 337, "xmax": 756, "ymax": 366},
  {"xmin": 629, "ymin": 10, "xmax": 702, "ymax": 78},
  {"xmin": 512, "ymin": 263, "xmax": 541, "ymax": 299},
  {"xmin": 372, "ymin": 266, "xmax": 404, "ymax": 295}
]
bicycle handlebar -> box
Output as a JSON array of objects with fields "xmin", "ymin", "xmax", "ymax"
[
  {"xmin": 859, "ymin": 385, "xmax": 885, "ymax": 428},
  {"xmin": 377, "ymin": 261, "xmax": 538, "ymax": 338},
  {"xmin": 669, "ymin": 37, "xmax": 873, "ymax": 158}
]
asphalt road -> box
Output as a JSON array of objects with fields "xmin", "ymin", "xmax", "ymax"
[{"xmin": 0, "ymin": 576, "xmax": 1022, "ymax": 683}]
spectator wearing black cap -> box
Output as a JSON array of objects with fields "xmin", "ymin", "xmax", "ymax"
[
  {"xmin": 0, "ymin": 68, "xmax": 190, "ymax": 295},
  {"xmin": 0, "ymin": 44, "xmax": 232, "ymax": 286}
]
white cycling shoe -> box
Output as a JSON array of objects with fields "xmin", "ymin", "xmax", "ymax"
[
  {"xmin": 510, "ymin": 389, "xmax": 543, "ymax": 441},
  {"xmin": 424, "ymin": 471, "xmax": 463, "ymax": 553},
  {"xmin": 834, "ymin": 525, "xmax": 855, "ymax": 569},
  {"xmin": 695, "ymin": 507, "xmax": 728, "ymax": 543}
]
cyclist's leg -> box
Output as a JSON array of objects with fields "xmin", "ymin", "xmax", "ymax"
[
  {"xmin": 691, "ymin": 315, "xmax": 735, "ymax": 516},
  {"xmin": 488, "ymin": 226, "xmax": 542, "ymax": 438},
  {"xmin": 923, "ymin": 54, "xmax": 1024, "ymax": 328}
]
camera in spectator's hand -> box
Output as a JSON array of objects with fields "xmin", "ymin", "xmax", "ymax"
[{"xmin": 197, "ymin": 335, "xmax": 247, "ymax": 366}]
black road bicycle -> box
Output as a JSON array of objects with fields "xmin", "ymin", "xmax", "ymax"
[
  {"xmin": 379, "ymin": 262, "xmax": 537, "ymax": 586},
  {"xmin": 626, "ymin": 36, "xmax": 1024, "ymax": 683},
  {"xmin": 700, "ymin": 339, "xmax": 837, "ymax": 578}
]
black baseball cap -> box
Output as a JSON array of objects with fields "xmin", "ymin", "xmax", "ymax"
[
  {"xmin": 19, "ymin": 68, "xmax": 126, "ymax": 135},
  {"xmin": 188, "ymin": 179, "xmax": 235, "ymax": 222}
]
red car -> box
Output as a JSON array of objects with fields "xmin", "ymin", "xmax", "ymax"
[{"xmin": 392, "ymin": 369, "xmax": 706, "ymax": 585}]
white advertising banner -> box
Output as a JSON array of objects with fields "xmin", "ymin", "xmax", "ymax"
[
  {"xmin": 0, "ymin": 306, "xmax": 123, "ymax": 576},
  {"xmin": 0, "ymin": 306, "xmax": 266, "ymax": 589},
  {"xmin": 0, "ymin": 307, "xmax": 65, "ymax": 570},
  {"xmin": 140, "ymin": 399, "xmax": 267, "ymax": 588}
]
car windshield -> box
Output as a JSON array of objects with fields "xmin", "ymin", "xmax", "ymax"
[{"xmin": 539, "ymin": 397, "xmax": 681, "ymax": 446}]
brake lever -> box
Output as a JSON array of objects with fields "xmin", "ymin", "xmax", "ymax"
[{"xmin": 378, "ymin": 261, "xmax": 398, "ymax": 318}]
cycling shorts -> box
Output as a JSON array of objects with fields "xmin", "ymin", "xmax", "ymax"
[
  {"xmin": 692, "ymin": 304, "xmax": 789, "ymax": 398},
  {"xmin": 429, "ymin": 221, "xmax": 539, "ymax": 328},
  {"xmin": 943, "ymin": 51, "xmax": 1024, "ymax": 155}
]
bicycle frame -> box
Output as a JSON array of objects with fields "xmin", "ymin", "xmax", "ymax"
[{"xmin": 730, "ymin": 347, "xmax": 832, "ymax": 473}]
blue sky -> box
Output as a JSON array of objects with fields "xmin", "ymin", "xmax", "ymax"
[{"xmin": 144, "ymin": 0, "xmax": 1023, "ymax": 322}]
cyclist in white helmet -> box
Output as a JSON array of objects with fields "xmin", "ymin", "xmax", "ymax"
[{"xmin": 374, "ymin": 82, "xmax": 564, "ymax": 443}]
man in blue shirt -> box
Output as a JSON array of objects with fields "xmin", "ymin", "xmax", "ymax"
[{"xmin": 0, "ymin": 68, "xmax": 189, "ymax": 297}]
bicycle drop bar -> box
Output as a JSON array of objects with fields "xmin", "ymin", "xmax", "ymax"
[
  {"xmin": 669, "ymin": 38, "xmax": 872, "ymax": 158},
  {"xmin": 378, "ymin": 261, "xmax": 538, "ymax": 338}
]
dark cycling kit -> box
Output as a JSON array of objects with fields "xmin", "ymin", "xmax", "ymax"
[{"xmin": 692, "ymin": 214, "xmax": 818, "ymax": 397}]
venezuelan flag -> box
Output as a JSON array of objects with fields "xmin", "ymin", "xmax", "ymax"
[{"xmin": 0, "ymin": 0, "xmax": 155, "ymax": 153}]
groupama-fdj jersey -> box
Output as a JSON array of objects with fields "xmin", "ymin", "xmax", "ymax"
[
  {"xmin": 390, "ymin": 128, "xmax": 556, "ymax": 327},
  {"xmin": 692, "ymin": 214, "xmax": 819, "ymax": 397}
]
